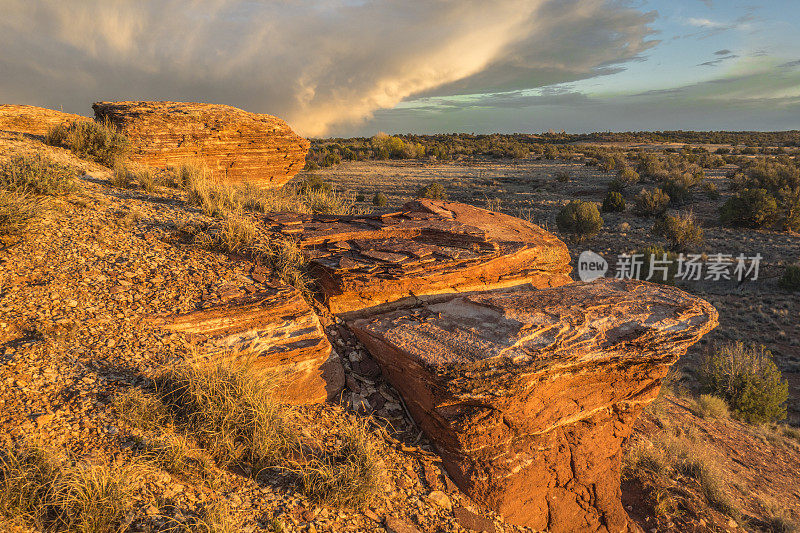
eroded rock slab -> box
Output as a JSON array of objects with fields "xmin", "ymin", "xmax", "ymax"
[
  {"xmin": 155, "ymin": 284, "xmax": 343, "ymax": 405},
  {"xmin": 348, "ymin": 278, "xmax": 718, "ymax": 532},
  {"xmin": 93, "ymin": 101, "xmax": 309, "ymax": 187},
  {"xmin": 0, "ymin": 104, "xmax": 88, "ymax": 136},
  {"xmin": 264, "ymin": 199, "xmax": 572, "ymax": 316}
]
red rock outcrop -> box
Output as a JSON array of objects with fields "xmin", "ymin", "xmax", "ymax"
[
  {"xmin": 0, "ymin": 104, "xmax": 88, "ymax": 136},
  {"xmin": 263, "ymin": 199, "xmax": 572, "ymax": 316},
  {"xmin": 92, "ymin": 101, "xmax": 309, "ymax": 187},
  {"xmin": 348, "ymin": 278, "xmax": 718, "ymax": 532},
  {"xmin": 155, "ymin": 284, "xmax": 343, "ymax": 405}
]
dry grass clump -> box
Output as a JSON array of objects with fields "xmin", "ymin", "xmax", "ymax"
[
  {"xmin": 0, "ymin": 442, "xmax": 60, "ymax": 527},
  {"xmin": 110, "ymin": 164, "xmax": 158, "ymax": 192},
  {"xmin": 692, "ymin": 394, "xmax": 730, "ymax": 419},
  {"xmin": 113, "ymin": 362, "xmax": 381, "ymax": 509},
  {"xmin": 758, "ymin": 497, "xmax": 800, "ymax": 532},
  {"xmin": 624, "ymin": 427, "xmax": 739, "ymax": 520},
  {"xmin": 0, "ymin": 441, "xmax": 135, "ymax": 532},
  {"xmin": 0, "ymin": 154, "xmax": 77, "ymax": 196},
  {"xmin": 182, "ymin": 165, "xmax": 358, "ymax": 218},
  {"xmin": 44, "ymin": 120, "xmax": 129, "ymax": 167},
  {"xmin": 155, "ymin": 363, "xmax": 298, "ymax": 474},
  {"xmin": 183, "ymin": 167, "xmax": 356, "ymax": 293},
  {"xmin": 55, "ymin": 462, "xmax": 134, "ymax": 533},
  {"xmin": 299, "ymin": 418, "xmax": 381, "ymax": 508},
  {"xmin": 0, "ymin": 189, "xmax": 39, "ymax": 236},
  {"xmin": 112, "ymin": 386, "xmax": 172, "ymax": 432}
]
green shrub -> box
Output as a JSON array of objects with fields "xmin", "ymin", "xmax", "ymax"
[
  {"xmin": 415, "ymin": 181, "xmax": 447, "ymax": 200},
  {"xmin": 617, "ymin": 167, "xmax": 640, "ymax": 187},
  {"xmin": 355, "ymin": 192, "xmax": 366, "ymax": 202},
  {"xmin": 634, "ymin": 188, "xmax": 670, "ymax": 217},
  {"xmin": 777, "ymin": 186, "xmax": 800, "ymax": 231},
  {"xmin": 779, "ymin": 265, "xmax": 800, "ymax": 291},
  {"xmin": 372, "ymin": 192, "xmax": 388, "ymax": 207},
  {"xmin": 556, "ymin": 200, "xmax": 603, "ymax": 240},
  {"xmin": 637, "ymin": 245, "xmax": 678, "ymax": 284},
  {"xmin": 700, "ymin": 343, "xmax": 788, "ymax": 424},
  {"xmin": 702, "ymin": 180, "xmax": 720, "ymax": 199},
  {"xmin": 662, "ymin": 175, "xmax": 696, "ymax": 206},
  {"xmin": 602, "ymin": 191, "xmax": 626, "ymax": 212},
  {"xmin": 44, "ymin": 120, "xmax": 129, "ymax": 167},
  {"xmin": 608, "ymin": 178, "xmax": 627, "ymax": 193},
  {"xmin": 719, "ymin": 188, "xmax": 778, "ymax": 228},
  {"xmin": 0, "ymin": 155, "xmax": 76, "ymax": 195},
  {"xmin": 653, "ymin": 212, "xmax": 704, "ymax": 251},
  {"xmin": 297, "ymin": 174, "xmax": 332, "ymax": 194},
  {"xmin": 555, "ymin": 170, "xmax": 570, "ymax": 183}
]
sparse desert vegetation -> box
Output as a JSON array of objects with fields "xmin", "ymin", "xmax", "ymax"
[
  {"xmin": 44, "ymin": 120, "xmax": 129, "ymax": 167},
  {"xmin": 1, "ymin": 120, "xmax": 799, "ymax": 533}
]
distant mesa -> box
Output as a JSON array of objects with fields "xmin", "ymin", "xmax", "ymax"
[
  {"xmin": 92, "ymin": 100, "xmax": 309, "ymax": 187},
  {"xmin": 153, "ymin": 283, "xmax": 344, "ymax": 405},
  {"xmin": 0, "ymin": 104, "xmax": 89, "ymax": 136},
  {"xmin": 263, "ymin": 199, "xmax": 573, "ymax": 316},
  {"xmin": 349, "ymin": 278, "xmax": 719, "ymax": 531}
]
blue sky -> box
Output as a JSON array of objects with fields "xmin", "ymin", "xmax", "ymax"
[
  {"xmin": 361, "ymin": 0, "xmax": 800, "ymax": 135},
  {"xmin": 1, "ymin": 0, "xmax": 798, "ymax": 136}
]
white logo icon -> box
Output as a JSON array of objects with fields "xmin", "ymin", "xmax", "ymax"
[{"xmin": 578, "ymin": 250, "xmax": 608, "ymax": 282}]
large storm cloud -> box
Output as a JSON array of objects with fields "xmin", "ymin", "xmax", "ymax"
[{"xmin": 0, "ymin": 0, "xmax": 656, "ymax": 135}]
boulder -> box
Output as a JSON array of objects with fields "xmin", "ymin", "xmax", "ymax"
[
  {"xmin": 155, "ymin": 284, "xmax": 343, "ymax": 405},
  {"xmin": 348, "ymin": 278, "xmax": 718, "ymax": 532},
  {"xmin": 0, "ymin": 104, "xmax": 88, "ymax": 136},
  {"xmin": 263, "ymin": 199, "xmax": 572, "ymax": 316},
  {"xmin": 92, "ymin": 101, "xmax": 309, "ymax": 187}
]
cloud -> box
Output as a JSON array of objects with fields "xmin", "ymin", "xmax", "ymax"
[
  {"xmin": 779, "ymin": 60, "xmax": 800, "ymax": 69},
  {"xmin": 681, "ymin": 14, "xmax": 755, "ymax": 39},
  {"xmin": 0, "ymin": 0, "xmax": 656, "ymax": 136},
  {"xmin": 714, "ymin": 49, "xmax": 732, "ymax": 55},
  {"xmin": 698, "ymin": 54, "xmax": 738, "ymax": 67}
]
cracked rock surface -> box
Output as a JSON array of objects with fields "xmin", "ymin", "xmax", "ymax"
[{"xmin": 264, "ymin": 199, "xmax": 572, "ymax": 316}]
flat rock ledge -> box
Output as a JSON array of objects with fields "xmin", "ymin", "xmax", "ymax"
[
  {"xmin": 93, "ymin": 101, "xmax": 309, "ymax": 187},
  {"xmin": 154, "ymin": 284, "xmax": 344, "ymax": 405},
  {"xmin": 349, "ymin": 278, "xmax": 718, "ymax": 532},
  {"xmin": 264, "ymin": 199, "xmax": 572, "ymax": 317},
  {"xmin": 0, "ymin": 104, "xmax": 88, "ymax": 136}
]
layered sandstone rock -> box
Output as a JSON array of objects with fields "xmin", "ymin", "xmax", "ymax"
[
  {"xmin": 263, "ymin": 199, "xmax": 572, "ymax": 316},
  {"xmin": 92, "ymin": 101, "xmax": 309, "ymax": 187},
  {"xmin": 0, "ymin": 104, "xmax": 88, "ymax": 136},
  {"xmin": 156, "ymin": 284, "xmax": 343, "ymax": 405},
  {"xmin": 349, "ymin": 278, "xmax": 718, "ymax": 532}
]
